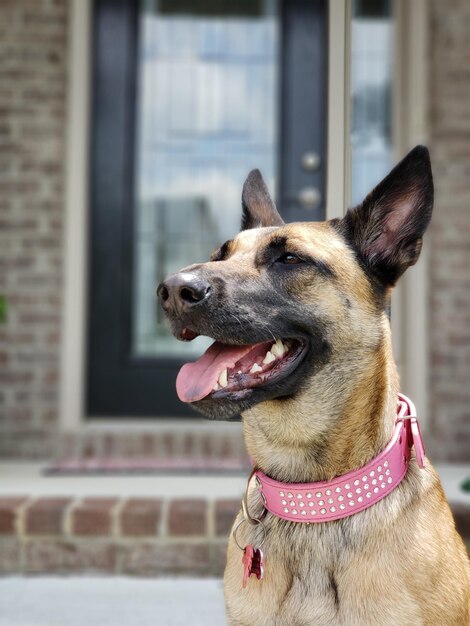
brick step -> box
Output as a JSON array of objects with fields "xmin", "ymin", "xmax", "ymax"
[
  {"xmin": 0, "ymin": 496, "xmax": 241, "ymax": 576},
  {"xmin": 58, "ymin": 425, "xmax": 246, "ymax": 463},
  {"xmin": 1, "ymin": 495, "xmax": 468, "ymax": 576},
  {"xmin": 44, "ymin": 456, "xmax": 250, "ymax": 475}
]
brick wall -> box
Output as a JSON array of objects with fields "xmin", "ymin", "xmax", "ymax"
[
  {"xmin": 0, "ymin": 0, "xmax": 68, "ymax": 458},
  {"xmin": 0, "ymin": 496, "xmax": 240, "ymax": 575},
  {"xmin": 428, "ymin": 0, "xmax": 470, "ymax": 461},
  {"xmin": 58, "ymin": 426, "xmax": 247, "ymax": 464}
]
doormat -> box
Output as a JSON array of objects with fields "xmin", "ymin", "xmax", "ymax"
[{"xmin": 44, "ymin": 456, "xmax": 251, "ymax": 476}]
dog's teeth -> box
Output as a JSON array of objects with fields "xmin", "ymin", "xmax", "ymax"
[
  {"xmin": 212, "ymin": 382, "xmax": 220, "ymax": 391},
  {"xmin": 263, "ymin": 350, "xmax": 276, "ymax": 365},
  {"xmin": 218, "ymin": 368, "xmax": 228, "ymax": 387},
  {"xmin": 250, "ymin": 363, "xmax": 263, "ymax": 374},
  {"xmin": 271, "ymin": 339, "xmax": 286, "ymax": 357}
]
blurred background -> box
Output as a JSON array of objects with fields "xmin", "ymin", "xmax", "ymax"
[{"xmin": 0, "ymin": 0, "xmax": 469, "ymax": 622}]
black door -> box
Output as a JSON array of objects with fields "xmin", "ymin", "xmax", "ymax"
[{"xmin": 87, "ymin": 0, "xmax": 327, "ymax": 417}]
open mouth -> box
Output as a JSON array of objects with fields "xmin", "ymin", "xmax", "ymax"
[{"xmin": 176, "ymin": 337, "xmax": 306, "ymax": 403}]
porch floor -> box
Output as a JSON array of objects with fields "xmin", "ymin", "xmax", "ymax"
[
  {"xmin": 0, "ymin": 462, "xmax": 469, "ymax": 504},
  {"xmin": 0, "ymin": 461, "xmax": 247, "ymax": 498}
]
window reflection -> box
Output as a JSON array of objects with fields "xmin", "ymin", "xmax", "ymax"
[
  {"xmin": 350, "ymin": 0, "xmax": 393, "ymax": 205},
  {"xmin": 133, "ymin": 0, "xmax": 279, "ymax": 357}
]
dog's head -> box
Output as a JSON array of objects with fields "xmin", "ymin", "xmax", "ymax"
[{"xmin": 158, "ymin": 146, "xmax": 433, "ymax": 420}]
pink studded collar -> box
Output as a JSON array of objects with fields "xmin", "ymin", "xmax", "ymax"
[{"xmin": 253, "ymin": 394, "xmax": 426, "ymax": 523}]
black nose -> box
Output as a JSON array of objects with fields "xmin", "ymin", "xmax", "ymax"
[{"xmin": 157, "ymin": 272, "xmax": 211, "ymax": 314}]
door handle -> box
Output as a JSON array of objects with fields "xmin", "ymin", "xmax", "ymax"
[
  {"xmin": 301, "ymin": 151, "xmax": 321, "ymax": 172},
  {"xmin": 298, "ymin": 187, "xmax": 321, "ymax": 210}
]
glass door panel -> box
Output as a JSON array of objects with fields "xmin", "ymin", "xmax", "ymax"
[
  {"xmin": 350, "ymin": 0, "xmax": 393, "ymax": 205},
  {"xmin": 133, "ymin": 0, "xmax": 280, "ymax": 359}
]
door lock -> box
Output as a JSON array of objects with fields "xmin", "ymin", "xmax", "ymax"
[
  {"xmin": 298, "ymin": 187, "xmax": 321, "ymax": 210},
  {"xmin": 301, "ymin": 151, "xmax": 321, "ymax": 172}
]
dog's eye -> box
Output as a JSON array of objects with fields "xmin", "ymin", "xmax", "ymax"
[{"xmin": 276, "ymin": 253, "xmax": 304, "ymax": 265}]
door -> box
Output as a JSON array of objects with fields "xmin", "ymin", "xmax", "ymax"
[{"xmin": 87, "ymin": 0, "xmax": 327, "ymax": 417}]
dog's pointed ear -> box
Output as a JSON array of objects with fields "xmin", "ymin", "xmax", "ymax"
[
  {"xmin": 241, "ymin": 169, "xmax": 284, "ymax": 230},
  {"xmin": 339, "ymin": 145, "xmax": 433, "ymax": 286}
]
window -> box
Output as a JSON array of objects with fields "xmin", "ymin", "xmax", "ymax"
[{"xmin": 350, "ymin": 0, "xmax": 393, "ymax": 205}]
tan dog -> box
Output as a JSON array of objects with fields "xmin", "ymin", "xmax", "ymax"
[{"xmin": 159, "ymin": 146, "xmax": 470, "ymax": 625}]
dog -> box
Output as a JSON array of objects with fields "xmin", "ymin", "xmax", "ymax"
[{"xmin": 158, "ymin": 146, "xmax": 470, "ymax": 625}]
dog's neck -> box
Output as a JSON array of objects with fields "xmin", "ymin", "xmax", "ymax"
[{"xmin": 242, "ymin": 316, "xmax": 399, "ymax": 483}]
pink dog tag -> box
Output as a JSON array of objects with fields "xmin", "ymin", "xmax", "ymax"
[
  {"xmin": 242, "ymin": 545, "xmax": 264, "ymax": 588},
  {"xmin": 251, "ymin": 547, "xmax": 264, "ymax": 580}
]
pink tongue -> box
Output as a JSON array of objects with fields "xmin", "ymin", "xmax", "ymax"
[{"xmin": 176, "ymin": 341, "xmax": 263, "ymax": 403}]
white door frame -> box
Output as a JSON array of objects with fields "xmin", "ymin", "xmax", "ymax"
[
  {"xmin": 326, "ymin": 0, "xmax": 430, "ymax": 430},
  {"xmin": 60, "ymin": 0, "xmax": 91, "ymax": 431},
  {"xmin": 326, "ymin": 0, "xmax": 351, "ymax": 220},
  {"xmin": 392, "ymin": 0, "xmax": 430, "ymax": 429}
]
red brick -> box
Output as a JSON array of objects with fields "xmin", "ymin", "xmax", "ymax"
[
  {"xmin": 0, "ymin": 331, "xmax": 34, "ymax": 344},
  {"xmin": 141, "ymin": 434, "xmax": 156, "ymax": 456},
  {"xmin": 24, "ymin": 541, "xmax": 117, "ymax": 574},
  {"xmin": 0, "ymin": 497, "xmax": 28, "ymax": 535},
  {"xmin": 0, "ymin": 407, "xmax": 32, "ymax": 426},
  {"xmin": 210, "ymin": 542, "xmax": 229, "ymax": 577},
  {"xmin": 120, "ymin": 499, "xmax": 162, "ymax": 537},
  {"xmin": 0, "ymin": 540, "xmax": 21, "ymax": 573},
  {"xmin": 71, "ymin": 498, "xmax": 118, "ymax": 537},
  {"xmin": 215, "ymin": 500, "xmax": 240, "ymax": 537},
  {"xmin": 101, "ymin": 434, "xmax": 115, "ymax": 455},
  {"xmin": 81, "ymin": 439, "xmax": 97, "ymax": 459},
  {"xmin": 220, "ymin": 435, "xmax": 234, "ymax": 458},
  {"xmin": 201, "ymin": 435, "xmax": 212, "ymax": 457},
  {"xmin": 18, "ymin": 313, "xmax": 61, "ymax": 325},
  {"xmin": 25, "ymin": 498, "xmax": 71, "ymax": 535},
  {"xmin": 167, "ymin": 500, "xmax": 207, "ymax": 537},
  {"xmin": 182, "ymin": 433, "xmax": 195, "ymax": 456},
  {"xmin": 0, "ymin": 371, "xmax": 34, "ymax": 384},
  {"xmin": 161, "ymin": 433, "xmax": 175, "ymax": 456},
  {"xmin": 121, "ymin": 542, "xmax": 211, "ymax": 576}
]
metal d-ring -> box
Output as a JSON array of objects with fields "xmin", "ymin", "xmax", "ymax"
[
  {"xmin": 233, "ymin": 517, "xmax": 267, "ymax": 552},
  {"xmin": 242, "ymin": 469, "xmax": 268, "ymax": 525}
]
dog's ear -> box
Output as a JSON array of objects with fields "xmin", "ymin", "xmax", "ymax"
[
  {"xmin": 340, "ymin": 145, "xmax": 433, "ymax": 286},
  {"xmin": 241, "ymin": 169, "xmax": 284, "ymax": 230}
]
